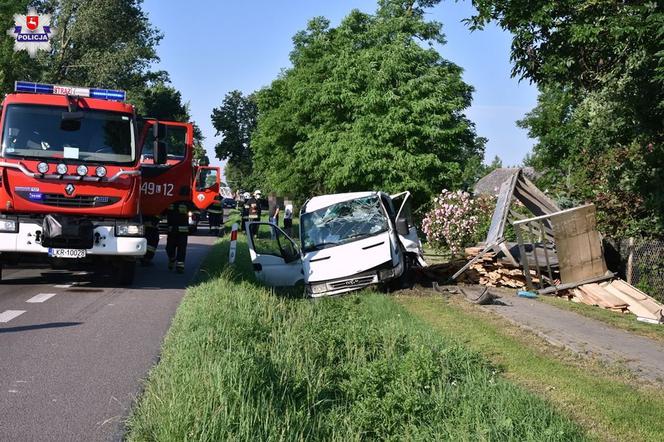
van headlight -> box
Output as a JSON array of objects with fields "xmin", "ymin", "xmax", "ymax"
[
  {"xmin": 379, "ymin": 267, "xmax": 396, "ymax": 280},
  {"xmin": 115, "ymin": 223, "xmax": 144, "ymax": 237},
  {"xmin": 0, "ymin": 218, "xmax": 18, "ymax": 232},
  {"xmin": 379, "ymin": 260, "xmax": 403, "ymax": 281},
  {"xmin": 307, "ymin": 283, "xmax": 327, "ymax": 295}
]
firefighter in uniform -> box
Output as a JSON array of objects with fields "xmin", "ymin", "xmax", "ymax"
[
  {"xmin": 208, "ymin": 196, "xmax": 223, "ymax": 235},
  {"xmin": 241, "ymin": 191, "xmax": 252, "ymax": 231},
  {"xmin": 166, "ymin": 201, "xmax": 189, "ymax": 273},
  {"xmin": 141, "ymin": 216, "xmax": 160, "ymax": 266}
]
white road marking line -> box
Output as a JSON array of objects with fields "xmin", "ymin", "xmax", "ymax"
[
  {"xmin": 26, "ymin": 293, "xmax": 57, "ymax": 303},
  {"xmin": 0, "ymin": 310, "xmax": 26, "ymax": 323},
  {"xmin": 54, "ymin": 284, "xmax": 72, "ymax": 288}
]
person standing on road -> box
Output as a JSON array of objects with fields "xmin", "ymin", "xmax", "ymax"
[
  {"xmin": 268, "ymin": 192, "xmax": 280, "ymax": 238},
  {"xmin": 284, "ymin": 200, "xmax": 294, "ymax": 237},
  {"xmin": 141, "ymin": 216, "xmax": 160, "ymax": 266},
  {"xmin": 208, "ymin": 196, "xmax": 224, "ymax": 236},
  {"xmin": 241, "ymin": 191, "xmax": 252, "ymax": 231},
  {"xmin": 165, "ymin": 201, "xmax": 189, "ymax": 273}
]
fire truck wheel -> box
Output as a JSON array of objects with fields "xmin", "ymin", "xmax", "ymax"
[{"xmin": 115, "ymin": 259, "xmax": 136, "ymax": 286}]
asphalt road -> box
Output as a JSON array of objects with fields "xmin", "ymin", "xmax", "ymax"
[{"xmin": 0, "ymin": 231, "xmax": 218, "ymax": 441}]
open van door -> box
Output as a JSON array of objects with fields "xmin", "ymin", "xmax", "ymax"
[
  {"xmin": 391, "ymin": 191, "xmax": 426, "ymax": 266},
  {"xmin": 246, "ymin": 222, "xmax": 304, "ymax": 286}
]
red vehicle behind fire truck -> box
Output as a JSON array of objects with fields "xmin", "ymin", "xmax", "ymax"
[
  {"xmin": 0, "ymin": 81, "xmax": 194, "ymax": 284},
  {"xmin": 189, "ymin": 165, "xmax": 221, "ymax": 232}
]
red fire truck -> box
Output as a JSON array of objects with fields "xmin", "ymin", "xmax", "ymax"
[{"xmin": 0, "ymin": 81, "xmax": 192, "ymax": 284}]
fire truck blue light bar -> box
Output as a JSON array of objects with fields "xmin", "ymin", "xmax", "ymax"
[{"xmin": 14, "ymin": 81, "xmax": 126, "ymax": 101}]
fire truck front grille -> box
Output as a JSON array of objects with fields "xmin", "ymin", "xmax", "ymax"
[{"xmin": 16, "ymin": 191, "xmax": 119, "ymax": 208}]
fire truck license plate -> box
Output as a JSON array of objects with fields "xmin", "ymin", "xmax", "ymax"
[{"xmin": 48, "ymin": 248, "xmax": 87, "ymax": 259}]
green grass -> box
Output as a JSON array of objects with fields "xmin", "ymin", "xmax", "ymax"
[
  {"xmin": 538, "ymin": 295, "xmax": 664, "ymax": 344},
  {"xmin": 398, "ymin": 295, "xmax": 664, "ymax": 442},
  {"xmin": 127, "ymin": 236, "xmax": 584, "ymax": 441}
]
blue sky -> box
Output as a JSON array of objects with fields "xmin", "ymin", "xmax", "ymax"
[{"xmin": 143, "ymin": 0, "xmax": 538, "ymax": 169}]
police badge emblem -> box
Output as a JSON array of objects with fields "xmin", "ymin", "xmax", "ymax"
[{"xmin": 6, "ymin": 8, "xmax": 55, "ymax": 57}]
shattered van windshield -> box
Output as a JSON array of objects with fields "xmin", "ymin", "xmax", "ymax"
[{"xmin": 301, "ymin": 195, "xmax": 388, "ymax": 253}]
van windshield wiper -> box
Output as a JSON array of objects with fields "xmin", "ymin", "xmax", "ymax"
[{"xmin": 307, "ymin": 243, "xmax": 336, "ymax": 251}]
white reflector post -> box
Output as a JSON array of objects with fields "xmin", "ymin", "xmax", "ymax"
[{"xmin": 229, "ymin": 223, "xmax": 238, "ymax": 264}]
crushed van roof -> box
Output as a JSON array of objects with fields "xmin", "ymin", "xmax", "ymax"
[{"xmin": 302, "ymin": 191, "xmax": 376, "ymax": 213}]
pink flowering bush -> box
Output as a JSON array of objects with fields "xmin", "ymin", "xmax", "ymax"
[{"xmin": 422, "ymin": 189, "xmax": 492, "ymax": 257}]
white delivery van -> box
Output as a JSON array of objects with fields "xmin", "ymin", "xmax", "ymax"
[{"xmin": 246, "ymin": 191, "xmax": 426, "ymax": 297}]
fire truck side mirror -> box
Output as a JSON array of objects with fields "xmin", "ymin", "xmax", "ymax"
[
  {"xmin": 152, "ymin": 122, "xmax": 166, "ymax": 139},
  {"xmin": 154, "ymin": 141, "xmax": 167, "ymax": 165}
]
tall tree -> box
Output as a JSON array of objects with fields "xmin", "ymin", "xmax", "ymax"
[
  {"xmin": 1, "ymin": 0, "xmax": 164, "ymax": 97},
  {"xmin": 139, "ymin": 82, "xmax": 208, "ymax": 163},
  {"xmin": 471, "ymin": 0, "xmax": 664, "ymax": 236},
  {"xmin": 211, "ymin": 90, "xmax": 258, "ymax": 190},
  {"xmin": 251, "ymin": 0, "xmax": 484, "ymax": 209}
]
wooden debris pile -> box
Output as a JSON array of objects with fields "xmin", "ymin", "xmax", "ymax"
[
  {"xmin": 461, "ymin": 246, "xmax": 540, "ymax": 289},
  {"xmin": 564, "ymin": 279, "xmax": 664, "ymax": 323}
]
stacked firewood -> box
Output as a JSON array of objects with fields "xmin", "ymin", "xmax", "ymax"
[{"xmin": 462, "ymin": 247, "xmax": 539, "ymax": 288}]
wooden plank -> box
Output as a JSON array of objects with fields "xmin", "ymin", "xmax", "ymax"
[
  {"xmin": 602, "ymin": 283, "xmax": 662, "ymax": 320},
  {"xmin": 550, "ymin": 205, "xmax": 607, "ymax": 284},
  {"xmin": 610, "ymin": 279, "xmax": 648, "ymax": 301},
  {"xmin": 498, "ymin": 241, "xmax": 519, "ymax": 267},
  {"xmin": 452, "ymin": 241, "xmax": 501, "ymax": 280},
  {"xmin": 580, "ymin": 283, "xmax": 628, "ymax": 309},
  {"xmin": 571, "ymin": 288, "xmax": 597, "ymax": 306},
  {"xmin": 609, "ymin": 280, "xmax": 664, "ymax": 318},
  {"xmin": 578, "ymin": 284, "xmax": 612, "ymax": 308},
  {"xmin": 514, "ymin": 224, "xmax": 534, "ymax": 290},
  {"xmin": 537, "ymin": 272, "xmax": 615, "ymax": 295},
  {"xmin": 485, "ymin": 172, "xmax": 519, "ymax": 245},
  {"xmin": 514, "ymin": 175, "xmax": 561, "ymax": 215}
]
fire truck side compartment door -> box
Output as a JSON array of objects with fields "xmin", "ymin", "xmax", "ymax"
[
  {"xmin": 193, "ymin": 166, "xmax": 220, "ymax": 210},
  {"xmin": 246, "ymin": 222, "xmax": 303, "ymax": 287}
]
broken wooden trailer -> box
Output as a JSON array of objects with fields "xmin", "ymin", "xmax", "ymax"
[{"xmin": 455, "ymin": 168, "xmax": 664, "ymax": 323}]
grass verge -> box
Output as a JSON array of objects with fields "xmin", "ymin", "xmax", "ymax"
[
  {"xmin": 127, "ymin": 236, "xmax": 583, "ymax": 441},
  {"xmin": 397, "ymin": 294, "xmax": 664, "ymax": 441},
  {"xmin": 537, "ymin": 295, "xmax": 664, "ymax": 344}
]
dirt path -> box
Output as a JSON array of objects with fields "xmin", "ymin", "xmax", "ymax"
[{"xmin": 464, "ymin": 288, "xmax": 664, "ymax": 383}]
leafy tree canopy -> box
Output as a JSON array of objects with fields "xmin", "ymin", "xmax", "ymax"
[
  {"xmin": 211, "ymin": 90, "xmax": 258, "ymax": 190},
  {"xmin": 471, "ymin": 0, "xmax": 663, "ymax": 236},
  {"xmin": 1, "ymin": 0, "xmax": 165, "ymax": 97},
  {"xmin": 251, "ymin": 0, "xmax": 484, "ymax": 210},
  {"xmin": 138, "ymin": 82, "xmax": 207, "ymax": 162}
]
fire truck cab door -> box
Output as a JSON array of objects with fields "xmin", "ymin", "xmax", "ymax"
[
  {"xmin": 193, "ymin": 166, "xmax": 220, "ymax": 210},
  {"xmin": 139, "ymin": 120, "xmax": 194, "ymax": 216}
]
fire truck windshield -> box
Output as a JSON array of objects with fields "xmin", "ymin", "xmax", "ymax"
[{"xmin": 1, "ymin": 104, "xmax": 135, "ymax": 165}]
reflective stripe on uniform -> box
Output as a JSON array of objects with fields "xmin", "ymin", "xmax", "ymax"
[
  {"xmin": 147, "ymin": 245, "xmax": 157, "ymax": 252},
  {"xmin": 178, "ymin": 226, "xmax": 189, "ymax": 232},
  {"xmin": 176, "ymin": 262, "xmax": 185, "ymax": 268},
  {"xmin": 179, "ymin": 206, "xmax": 188, "ymax": 214}
]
